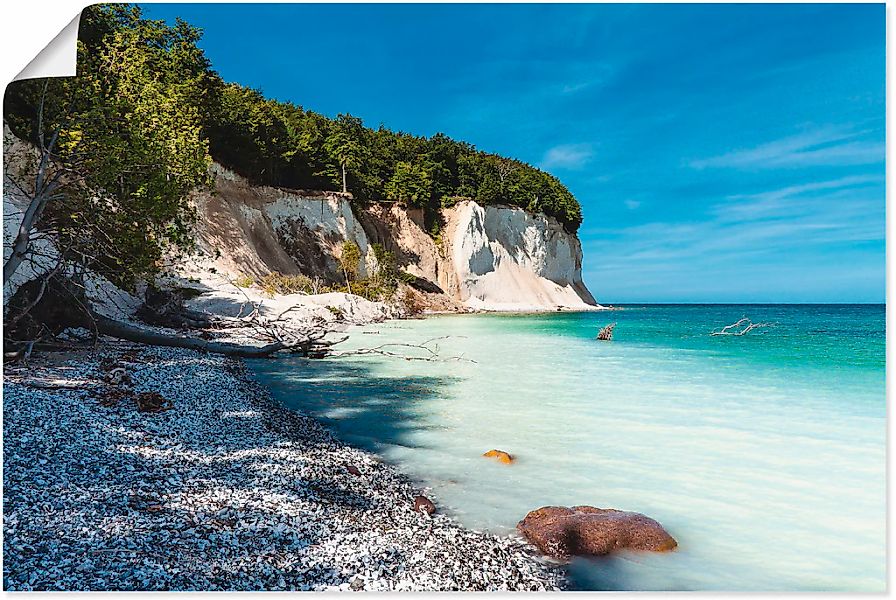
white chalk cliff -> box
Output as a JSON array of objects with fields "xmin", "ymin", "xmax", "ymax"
[
  {"xmin": 445, "ymin": 201, "xmax": 596, "ymax": 311},
  {"xmin": 4, "ymin": 128, "xmax": 598, "ymax": 318},
  {"xmin": 194, "ymin": 165, "xmax": 599, "ymax": 312}
]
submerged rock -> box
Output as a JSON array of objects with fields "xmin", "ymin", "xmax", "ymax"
[
  {"xmin": 483, "ymin": 449, "xmax": 514, "ymax": 464},
  {"xmin": 517, "ymin": 506, "xmax": 676, "ymax": 560}
]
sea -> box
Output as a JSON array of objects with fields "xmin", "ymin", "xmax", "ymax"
[{"xmin": 248, "ymin": 304, "xmax": 886, "ymax": 591}]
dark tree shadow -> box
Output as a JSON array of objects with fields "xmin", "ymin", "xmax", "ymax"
[{"xmin": 247, "ymin": 356, "xmax": 461, "ymax": 454}]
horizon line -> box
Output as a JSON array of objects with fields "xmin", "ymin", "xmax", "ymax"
[{"xmin": 599, "ymin": 301, "xmax": 885, "ymax": 306}]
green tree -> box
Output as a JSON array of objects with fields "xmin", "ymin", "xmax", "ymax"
[
  {"xmin": 338, "ymin": 240, "xmax": 362, "ymax": 293},
  {"xmin": 385, "ymin": 161, "xmax": 432, "ymax": 207},
  {"xmin": 4, "ymin": 4, "xmax": 212, "ymax": 289},
  {"xmin": 370, "ymin": 242, "xmax": 397, "ymax": 286},
  {"xmin": 324, "ymin": 114, "xmax": 364, "ymax": 193}
]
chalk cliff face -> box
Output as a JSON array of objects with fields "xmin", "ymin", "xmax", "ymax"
[
  {"xmin": 193, "ymin": 165, "xmax": 599, "ymax": 311},
  {"xmin": 445, "ymin": 201, "xmax": 596, "ymax": 311}
]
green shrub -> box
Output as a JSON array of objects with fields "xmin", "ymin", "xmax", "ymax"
[
  {"xmin": 339, "ymin": 240, "xmax": 362, "ymax": 287},
  {"xmin": 371, "ymin": 243, "xmax": 397, "ymax": 284},
  {"xmin": 234, "ymin": 274, "xmax": 255, "ymax": 288},
  {"xmin": 258, "ymin": 271, "xmax": 314, "ymax": 297},
  {"xmin": 332, "ymin": 277, "xmax": 397, "ymax": 302}
]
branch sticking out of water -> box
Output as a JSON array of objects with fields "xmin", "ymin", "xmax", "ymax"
[
  {"xmin": 596, "ymin": 323, "xmax": 617, "ymax": 341},
  {"xmin": 710, "ymin": 317, "xmax": 774, "ymax": 336},
  {"xmin": 331, "ymin": 335, "xmax": 477, "ymax": 363}
]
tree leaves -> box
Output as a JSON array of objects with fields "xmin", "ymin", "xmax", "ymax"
[
  {"xmin": 203, "ymin": 86, "xmax": 584, "ymax": 232},
  {"xmin": 4, "ymin": 0, "xmax": 585, "ymax": 298},
  {"xmin": 5, "ymin": 4, "xmax": 211, "ymax": 290},
  {"xmin": 385, "ymin": 162, "xmax": 431, "ymax": 207}
]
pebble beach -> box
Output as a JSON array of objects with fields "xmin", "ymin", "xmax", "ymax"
[{"xmin": 2, "ymin": 342, "xmax": 564, "ymax": 591}]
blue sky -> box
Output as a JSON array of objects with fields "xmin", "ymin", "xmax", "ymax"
[{"xmin": 141, "ymin": 3, "xmax": 885, "ymax": 303}]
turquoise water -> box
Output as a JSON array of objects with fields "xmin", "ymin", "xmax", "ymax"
[{"xmin": 249, "ymin": 305, "xmax": 886, "ymax": 591}]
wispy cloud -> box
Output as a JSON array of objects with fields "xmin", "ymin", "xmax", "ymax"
[
  {"xmin": 713, "ymin": 174, "xmax": 882, "ymax": 222},
  {"xmin": 624, "ymin": 199, "xmax": 641, "ymax": 210},
  {"xmin": 587, "ymin": 180, "xmax": 883, "ymax": 265},
  {"xmin": 540, "ymin": 143, "xmax": 594, "ymax": 169},
  {"xmin": 581, "ymin": 174, "xmax": 884, "ymax": 301},
  {"xmin": 690, "ymin": 127, "xmax": 884, "ymax": 170},
  {"xmin": 561, "ymin": 81, "xmax": 592, "ymax": 94}
]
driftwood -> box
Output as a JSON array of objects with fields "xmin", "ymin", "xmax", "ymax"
[
  {"xmin": 710, "ymin": 317, "xmax": 773, "ymax": 336},
  {"xmin": 330, "ymin": 336, "xmax": 475, "ymax": 363},
  {"xmin": 5, "ymin": 272, "xmax": 471, "ymax": 363},
  {"xmin": 596, "ymin": 323, "xmax": 617, "ymax": 341},
  {"xmin": 4, "ymin": 274, "xmax": 342, "ymax": 359},
  {"xmin": 90, "ymin": 314, "xmax": 293, "ymax": 358}
]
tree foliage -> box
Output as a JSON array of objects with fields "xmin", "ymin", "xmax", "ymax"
[
  {"xmin": 4, "ymin": 4, "xmax": 585, "ymax": 299},
  {"xmin": 4, "ymin": 4, "xmax": 212, "ymax": 288},
  {"xmin": 198, "ymin": 83, "xmax": 583, "ymax": 233},
  {"xmin": 385, "ymin": 161, "xmax": 432, "ymax": 207},
  {"xmin": 338, "ymin": 240, "xmax": 362, "ymax": 291}
]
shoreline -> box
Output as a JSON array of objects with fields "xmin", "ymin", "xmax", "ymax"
[
  {"xmin": 2, "ymin": 339, "xmax": 565, "ymax": 591},
  {"xmin": 422, "ymin": 303, "xmax": 610, "ymax": 317}
]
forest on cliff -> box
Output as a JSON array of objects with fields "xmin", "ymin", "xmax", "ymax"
[
  {"xmin": 5, "ymin": 4, "xmax": 582, "ymax": 232},
  {"xmin": 3, "ymin": 4, "xmax": 583, "ymax": 295}
]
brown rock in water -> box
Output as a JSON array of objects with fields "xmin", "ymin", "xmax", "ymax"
[
  {"xmin": 413, "ymin": 495, "xmax": 436, "ymax": 515},
  {"xmin": 346, "ymin": 465, "xmax": 362, "ymax": 477},
  {"xmin": 483, "ymin": 449, "xmax": 514, "ymax": 464},
  {"xmin": 517, "ymin": 506, "xmax": 676, "ymax": 560}
]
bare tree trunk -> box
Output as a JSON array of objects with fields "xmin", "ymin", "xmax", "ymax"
[
  {"xmin": 92, "ymin": 314, "xmax": 289, "ymax": 358},
  {"xmin": 4, "ymin": 132, "xmax": 60, "ymax": 286},
  {"xmin": 4, "ymin": 195, "xmax": 46, "ymax": 285},
  {"xmin": 341, "ymin": 163, "xmax": 347, "ymax": 193},
  {"xmin": 343, "ymin": 267, "xmax": 352, "ymax": 294},
  {"xmin": 4, "ymin": 84, "xmax": 61, "ymax": 286},
  {"xmin": 5, "ymin": 272, "xmax": 345, "ymax": 360}
]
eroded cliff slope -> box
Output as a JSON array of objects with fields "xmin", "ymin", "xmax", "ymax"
[{"xmin": 193, "ymin": 165, "xmax": 598, "ymax": 311}]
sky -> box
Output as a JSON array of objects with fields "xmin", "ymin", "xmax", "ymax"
[{"xmin": 141, "ymin": 3, "xmax": 885, "ymax": 303}]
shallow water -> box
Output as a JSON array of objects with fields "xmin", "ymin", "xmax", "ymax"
[{"xmin": 249, "ymin": 305, "xmax": 885, "ymax": 591}]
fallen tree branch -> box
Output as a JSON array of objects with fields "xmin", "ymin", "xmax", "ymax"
[
  {"xmin": 596, "ymin": 323, "xmax": 616, "ymax": 341},
  {"xmin": 90, "ymin": 314, "xmax": 292, "ymax": 358},
  {"xmin": 330, "ymin": 336, "xmax": 476, "ymax": 363},
  {"xmin": 710, "ymin": 317, "xmax": 774, "ymax": 336},
  {"xmin": 6, "ymin": 271, "xmax": 470, "ymax": 363},
  {"xmin": 5, "ymin": 274, "xmax": 345, "ymax": 360}
]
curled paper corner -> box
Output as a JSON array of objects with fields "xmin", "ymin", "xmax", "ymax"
[{"xmin": 14, "ymin": 12, "xmax": 82, "ymax": 82}]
